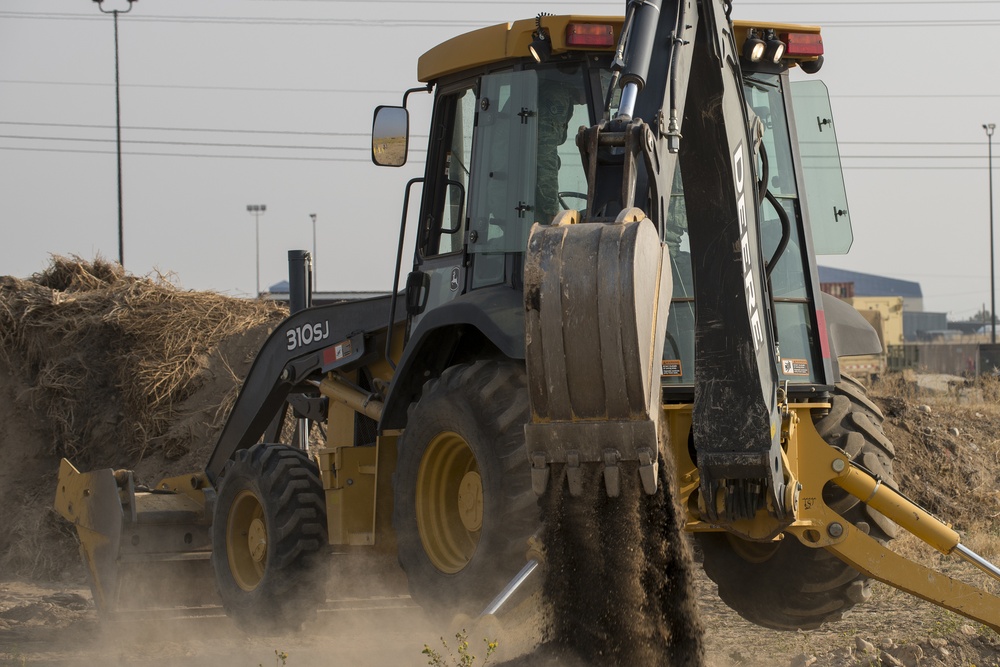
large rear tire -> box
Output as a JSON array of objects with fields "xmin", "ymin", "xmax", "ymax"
[
  {"xmin": 698, "ymin": 377, "xmax": 897, "ymax": 630},
  {"xmin": 393, "ymin": 360, "xmax": 536, "ymax": 613},
  {"xmin": 211, "ymin": 443, "xmax": 328, "ymax": 633}
]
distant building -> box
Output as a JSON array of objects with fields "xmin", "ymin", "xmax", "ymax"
[
  {"xmin": 818, "ymin": 266, "xmax": 947, "ymax": 341},
  {"xmin": 817, "ymin": 266, "xmax": 923, "ymax": 312},
  {"xmin": 263, "ymin": 280, "xmax": 389, "ymax": 307}
]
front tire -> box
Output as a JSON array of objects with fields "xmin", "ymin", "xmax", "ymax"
[
  {"xmin": 211, "ymin": 443, "xmax": 328, "ymax": 633},
  {"xmin": 393, "ymin": 360, "xmax": 536, "ymax": 613},
  {"xmin": 698, "ymin": 377, "xmax": 897, "ymax": 630}
]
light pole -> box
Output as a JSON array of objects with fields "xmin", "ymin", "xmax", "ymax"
[
  {"xmin": 985, "ymin": 123, "xmax": 996, "ymax": 344},
  {"xmin": 93, "ymin": 0, "xmax": 135, "ymax": 267},
  {"xmin": 310, "ymin": 213, "xmax": 317, "ymax": 290},
  {"xmin": 246, "ymin": 204, "xmax": 267, "ymax": 296}
]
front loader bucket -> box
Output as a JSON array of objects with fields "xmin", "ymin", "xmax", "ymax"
[{"xmin": 55, "ymin": 459, "xmax": 218, "ymax": 614}]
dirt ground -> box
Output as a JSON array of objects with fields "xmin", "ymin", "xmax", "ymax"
[{"xmin": 1, "ymin": 260, "xmax": 999, "ymax": 666}]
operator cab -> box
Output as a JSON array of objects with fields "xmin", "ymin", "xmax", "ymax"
[{"xmin": 373, "ymin": 16, "xmax": 851, "ymax": 400}]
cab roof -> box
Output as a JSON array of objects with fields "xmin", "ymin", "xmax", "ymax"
[{"xmin": 417, "ymin": 15, "xmax": 821, "ymax": 83}]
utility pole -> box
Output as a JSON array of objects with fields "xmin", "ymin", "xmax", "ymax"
[
  {"xmin": 985, "ymin": 123, "xmax": 996, "ymax": 344},
  {"xmin": 246, "ymin": 205, "xmax": 267, "ymax": 296},
  {"xmin": 310, "ymin": 213, "xmax": 317, "ymax": 291},
  {"xmin": 93, "ymin": 0, "xmax": 136, "ymax": 267}
]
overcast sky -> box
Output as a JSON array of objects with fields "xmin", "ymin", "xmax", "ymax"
[{"xmin": 2, "ymin": 0, "xmax": 998, "ymax": 319}]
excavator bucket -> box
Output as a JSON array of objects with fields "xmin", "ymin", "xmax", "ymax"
[
  {"xmin": 524, "ymin": 211, "xmax": 672, "ymax": 497},
  {"xmin": 54, "ymin": 459, "xmax": 218, "ymax": 614}
]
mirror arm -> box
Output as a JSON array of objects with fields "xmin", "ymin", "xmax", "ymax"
[{"xmin": 402, "ymin": 84, "xmax": 433, "ymax": 108}]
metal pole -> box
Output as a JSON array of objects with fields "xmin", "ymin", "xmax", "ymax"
[
  {"xmin": 255, "ymin": 212, "xmax": 260, "ymax": 296},
  {"xmin": 113, "ymin": 9, "xmax": 123, "ymax": 266},
  {"xmin": 95, "ymin": 0, "xmax": 134, "ymax": 266},
  {"xmin": 246, "ymin": 204, "xmax": 266, "ymax": 296},
  {"xmin": 986, "ymin": 124, "xmax": 996, "ymax": 344},
  {"xmin": 310, "ymin": 213, "xmax": 317, "ymax": 290}
]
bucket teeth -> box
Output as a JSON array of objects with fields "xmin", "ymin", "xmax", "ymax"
[
  {"xmin": 566, "ymin": 452, "xmax": 583, "ymax": 497},
  {"xmin": 528, "ymin": 447, "xmax": 660, "ymax": 498},
  {"xmin": 530, "ymin": 452, "xmax": 550, "ymax": 496},
  {"xmin": 637, "ymin": 448, "xmax": 658, "ymax": 495},
  {"xmin": 602, "ymin": 450, "xmax": 621, "ymax": 498}
]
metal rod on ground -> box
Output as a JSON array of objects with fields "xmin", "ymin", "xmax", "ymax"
[{"xmin": 479, "ymin": 559, "xmax": 539, "ymax": 617}]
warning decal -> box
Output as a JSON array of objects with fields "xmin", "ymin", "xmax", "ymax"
[
  {"xmin": 781, "ymin": 358, "xmax": 810, "ymax": 376},
  {"xmin": 662, "ymin": 360, "xmax": 683, "ymax": 377}
]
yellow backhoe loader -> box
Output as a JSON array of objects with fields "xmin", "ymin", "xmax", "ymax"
[{"xmin": 56, "ymin": 0, "xmax": 1000, "ymax": 652}]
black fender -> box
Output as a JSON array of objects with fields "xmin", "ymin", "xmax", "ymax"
[
  {"xmin": 380, "ymin": 285, "xmax": 525, "ymax": 431},
  {"xmin": 822, "ymin": 292, "xmax": 882, "ymax": 380}
]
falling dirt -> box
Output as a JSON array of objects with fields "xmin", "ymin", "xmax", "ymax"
[
  {"xmin": 1, "ymin": 259, "xmax": 999, "ymax": 666},
  {"xmin": 514, "ymin": 454, "xmax": 704, "ymax": 667}
]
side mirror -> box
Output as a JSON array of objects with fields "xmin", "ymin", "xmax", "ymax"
[{"xmin": 372, "ymin": 105, "xmax": 409, "ymax": 167}]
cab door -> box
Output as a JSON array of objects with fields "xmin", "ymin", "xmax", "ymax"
[{"xmin": 406, "ymin": 85, "xmax": 477, "ymax": 330}]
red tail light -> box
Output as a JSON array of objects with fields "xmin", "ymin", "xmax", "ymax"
[
  {"xmin": 566, "ymin": 23, "xmax": 615, "ymax": 48},
  {"xmin": 781, "ymin": 32, "xmax": 823, "ymax": 57}
]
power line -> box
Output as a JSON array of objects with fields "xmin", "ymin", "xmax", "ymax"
[
  {"xmin": 0, "ymin": 79, "xmax": 398, "ymax": 95},
  {"xmin": 811, "ymin": 19, "xmax": 1000, "ymax": 27},
  {"xmin": 0, "ymin": 133, "xmax": 370, "ymax": 151},
  {"xmin": 0, "ymin": 143, "xmax": 982, "ymax": 169},
  {"xmin": 0, "ymin": 144, "xmax": 383, "ymax": 163},
  {"xmin": 10, "ymin": 123, "xmax": 985, "ymax": 149},
  {"xmin": 2, "ymin": 131, "xmax": 987, "ymax": 158},
  {"xmin": 738, "ymin": 0, "xmax": 1000, "ymax": 3},
  {"xmin": 838, "ymin": 155, "xmax": 990, "ymax": 159},
  {"xmin": 0, "ymin": 11, "xmax": 496, "ymax": 27},
  {"xmin": 843, "ymin": 166, "xmax": 992, "ymax": 170},
  {"xmin": 837, "ymin": 140, "xmax": 988, "ymax": 146},
  {"xmin": 4, "ymin": 79, "xmax": 998, "ymax": 101},
  {"xmin": 249, "ymin": 0, "xmax": 1000, "ymax": 4},
  {"xmin": 0, "ymin": 120, "xmax": 369, "ymax": 137},
  {"xmin": 0, "ymin": 120, "xmax": 431, "ymax": 141},
  {"xmin": 0, "ymin": 127, "xmax": 991, "ymax": 161},
  {"xmin": 832, "ymin": 94, "xmax": 1000, "ymax": 99},
  {"xmin": 5, "ymin": 11, "xmax": 1000, "ymax": 29}
]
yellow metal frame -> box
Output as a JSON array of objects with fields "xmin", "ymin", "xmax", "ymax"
[
  {"xmin": 666, "ymin": 402, "xmax": 1000, "ymax": 632},
  {"xmin": 316, "ymin": 322, "xmax": 403, "ymax": 546}
]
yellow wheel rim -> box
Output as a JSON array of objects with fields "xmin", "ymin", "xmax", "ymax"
[
  {"xmin": 227, "ymin": 490, "xmax": 268, "ymax": 591},
  {"xmin": 416, "ymin": 431, "xmax": 483, "ymax": 574}
]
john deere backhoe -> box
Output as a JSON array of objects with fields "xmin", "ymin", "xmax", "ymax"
[{"xmin": 56, "ymin": 0, "xmax": 1000, "ymax": 644}]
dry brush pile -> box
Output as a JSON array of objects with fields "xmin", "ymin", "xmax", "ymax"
[
  {"xmin": 0, "ymin": 256, "xmax": 286, "ymax": 469},
  {"xmin": 0, "ymin": 257, "xmax": 286, "ymax": 579}
]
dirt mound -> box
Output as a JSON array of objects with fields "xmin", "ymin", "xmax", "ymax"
[
  {"xmin": 0, "ymin": 256, "xmax": 286, "ymax": 580},
  {"xmin": 870, "ymin": 372, "xmax": 1000, "ymax": 543}
]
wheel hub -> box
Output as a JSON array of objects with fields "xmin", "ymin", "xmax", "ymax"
[
  {"xmin": 227, "ymin": 490, "xmax": 268, "ymax": 591},
  {"xmin": 458, "ymin": 471, "xmax": 483, "ymax": 532},
  {"xmin": 248, "ymin": 517, "xmax": 267, "ymax": 562}
]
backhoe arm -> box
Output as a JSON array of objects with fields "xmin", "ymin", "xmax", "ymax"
[
  {"xmin": 679, "ymin": 1, "xmax": 785, "ymax": 523},
  {"xmin": 528, "ymin": 0, "xmax": 785, "ymax": 515}
]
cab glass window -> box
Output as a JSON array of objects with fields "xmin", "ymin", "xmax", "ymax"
[{"xmin": 424, "ymin": 87, "xmax": 476, "ymax": 256}]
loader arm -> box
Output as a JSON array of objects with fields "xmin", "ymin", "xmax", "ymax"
[{"xmin": 204, "ymin": 295, "xmax": 401, "ymax": 481}]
